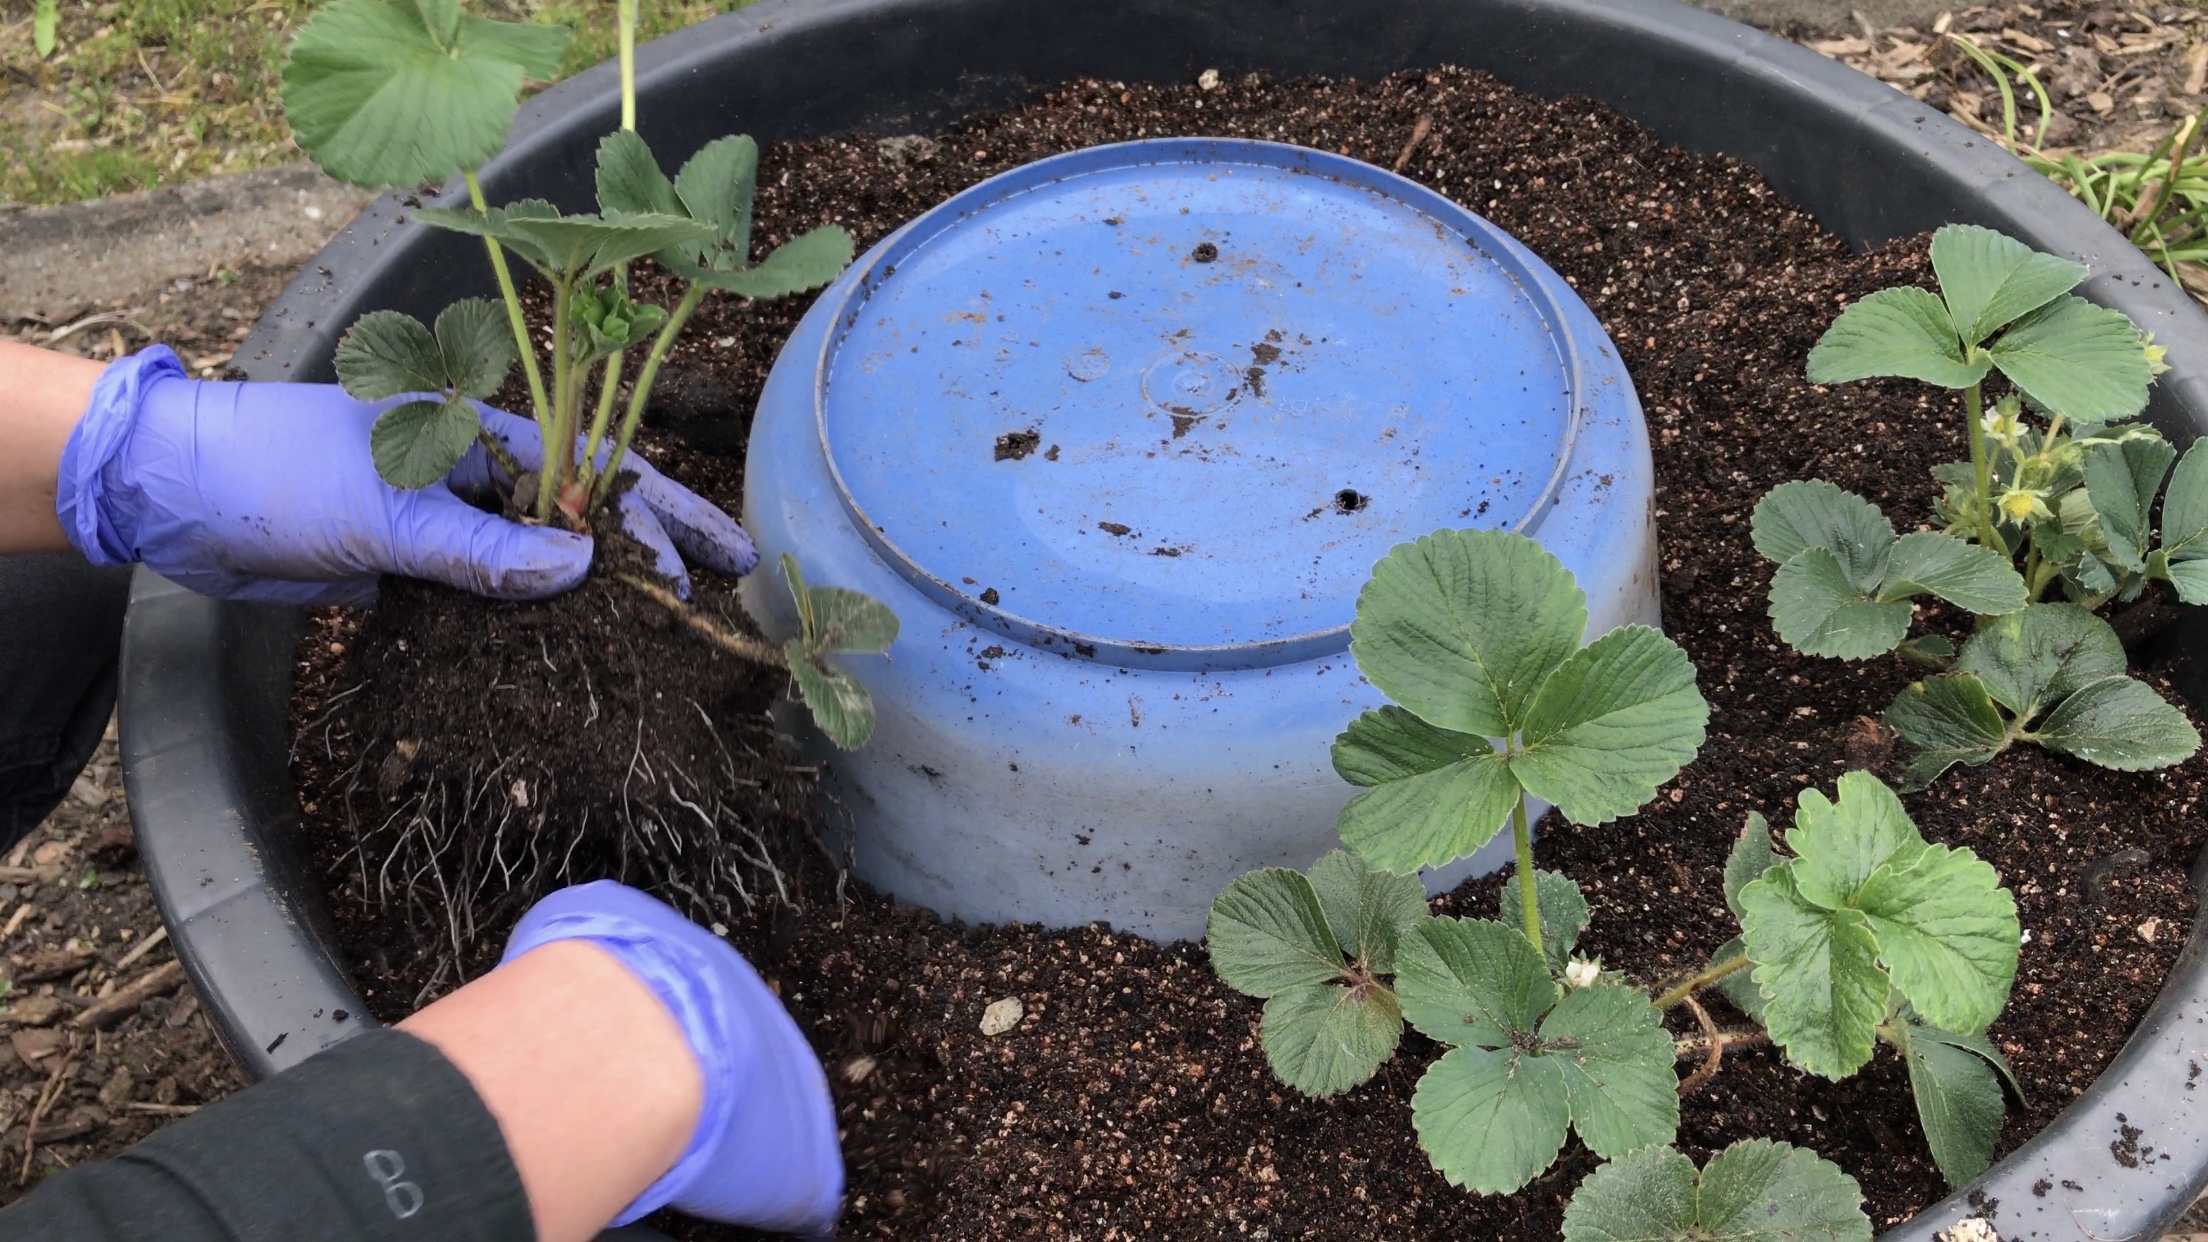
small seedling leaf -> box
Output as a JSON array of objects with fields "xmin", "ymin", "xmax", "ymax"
[
  {"xmin": 1205, "ymin": 868, "xmax": 1344, "ymax": 998},
  {"xmin": 686, "ymin": 225, "xmax": 857, "ymax": 299},
  {"xmin": 804, "ymin": 586, "xmax": 899, "ymax": 655},
  {"xmin": 1512, "ymin": 625, "xmax": 1708, "ymax": 826},
  {"xmin": 1259, "ymin": 981, "xmax": 1403, "ymax": 1097},
  {"xmin": 1562, "ymin": 1140, "xmax": 1870, "ymax": 1242},
  {"xmin": 1332, "ymin": 706, "xmax": 1518, "ymax": 874},
  {"xmin": 1928, "ymin": 223, "xmax": 2086, "ymax": 347},
  {"xmin": 1498, "ymin": 868, "xmax": 1590, "ymax": 974},
  {"xmin": 280, "ymin": 0, "xmax": 569, "ymax": 189},
  {"xmin": 1411, "ymin": 1044, "xmax": 1569, "ymax": 1196},
  {"xmin": 2082, "ymin": 436, "xmax": 2176, "ymax": 572},
  {"xmin": 1350, "ymin": 529, "xmax": 1586, "ymax": 738},
  {"xmin": 1768, "ymin": 547, "xmax": 1913, "ymax": 659},
  {"xmin": 1393, "ymin": 916, "xmax": 1554, "ymax": 1048},
  {"xmin": 595, "ymin": 129, "xmax": 685, "ymax": 221},
  {"xmin": 1308, "ymin": 849, "xmax": 1428, "ymax": 975},
  {"xmin": 1539, "ymin": 984, "xmax": 1680, "ymax": 1159},
  {"xmin": 674, "ymin": 135, "xmax": 761, "ymax": 262},
  {"xmin": 2033, "ymin": 675, "xmax": 2201, "ymax": 770},
  {"xmin": 783, "ymin": 637, "xmax": 876, "ymax": 749},
  {"xmin": 1899, "ymin": 1020, "xmax": 2008, "ymax": 1188},
  {"xmin": 1986, "ymin": 295, "xmax": 2155, "ymax": 425},
  {"xmin": 32, "ymin": 0, "xmax": 57, "ymax": 57},
  {"xmin": 1855, "ymin": 845, "xmax": 2019, "ymax": 1034},
  {"xmin": 1750, "ymin": 480, "xmax": 1894, "ymax": 587},
  {"xmin": 1876, "ymin": 531, "xmax": 2027, "ymax": 615},
  {"xmin": 370, "ymin": 397, "xmax": 479, "ymax": 490},
  {"xmin": 336, "ymin": 310, "xmax": 448, "ymax": 400},
  {"xmin": 1722, "ymin": 812, "xmax": 1777, "ymax": 921},
  {"xmin": 1806, "ymin": 286, "xmax": 1986, "ymax": 389},
  {"xmin": 1886, "ymin": 674, "xmax": 2009, "ymax": 783},
  {"xmin": 432, "ymin": 297, "xmax": 517, "ymax": 400},
  {"xmin": 1953, "ymin": 603, "xmax": 2127, "ymax": 719},
  {"xmin": 2157, "ymin": 441, "xmax": 2208, "ymax": 601}
]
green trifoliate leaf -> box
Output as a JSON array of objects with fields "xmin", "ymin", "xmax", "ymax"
[
  {"xmin": 1512, "ymin": 625, "xmax": 1708, "ymax": 826},
  {"xmin": 1723, "ymin": 812, "xmax": 1777, "ymax": 921},
  {"xmin": 1412, "ymin": 1044, "xmax": 1569, "ymax": 1195},
  {"xmin": 1205, "ymin": 868, "xmax": 1343, "ymax": 998},
  {"xmin": 595, "ymin": 129, "xmax": 685, "ymax": 221},
  {"xmin": 1897, "ymin": 1018, "xmax": 2014, "ymax": 1189},
  {"xmin": 1785, "ymin": 770, "xmax": 1927, "ymax": 908},
  {"xmin": 1539, "ymin": 984, "xmax": 1680, "ymax": 1159},
  {"xmin": 1855, "ymin": 845, "xmax": 2019, "ymax": 1034},
  {"xmin": 2155, "ymin": 441, "xmax": 2208, "ymax": 602},
  {"xmin": 1332, "ymin": 706, "xmax": 1517, "ymax": 873},
  {"xmin": 1886, "ymin": 674, "xmax": 2010, "ymax": 782},
  {"xmin": 1987, "ymin": 295, "xmax": 2156, "ymax": 425},
  {"xmin": 1393, "ymin": 916, "xmax": 1554, "ymax": 1048},
  {"xmin": 2033, "ymin": 675, "xmax": 2201, "ymax": 770},
  {"xmin": 803, "ymin": 587, "xmax": 900, "ymax": 655},
  {"xmin": 1769, "ymin": 546, "xmax": 1913, "ymax": 659},
  {"xmin": 370, "ymin": 397, "xmax": 479, "ymax": 490},
  {"xmin": 1561, "ymin": 1140, "xmax": 1870, "ymax": 1242},
  {"xmin": 280, "ymin": 0, "xmax": 569, "ymax": 189},
  {"xmin": 1350, "ymin": 528, "xmax": 1586, "ymax": 737},
  {"xmin": 1807, "ymin": 286, "xmax": 1987, "ymax": 389},
  {"xmin": 1877, "ymin": 531, "xmax": 2028, "ymax": 615},
  {"xmin": 335, "ymin": 310, "xmax": 446, "ymax": 401},
  {"xmin": 1259, "ymin": 982, "xmax": 1402, "ymax": 1097},
  {"xmin": 1308, "ymin": 849, "xmax": 1428, "ymax": 974},
  {"xmin": 498, "ymin": 211, "xmax": 716, "ymax": 279},
  {"xmin": 414, "ymin": 199, "xmax": 564, "ymax": 272},
  {"xmin": 783, "ymin": 638, "xmax": 876, "ymax": 749},
  {"xmin": 674, "ymin": 135, "xmax": 761, "ymax": 263},
  {"xmin": 1929, "ymin": 223, "xmax": 2086, "ymax": 347},
  {"xmin": 433, "ymin": 297, "xmax": 517, "ymax": 399},
  {"xmin": 687, "ymin": 226, "xmax": 856, "ymax": 299},
  {"xmin": 2083, "ymin": 436, "xmax": 2176, "ymax": 572},
  {"xmin": 1709, "ymin": 937, "xmax": 1768, "ymax": 1025},
  {"xmin": 1751, "ymin": 479, "xmax": 1894, "ymax": 587},
  {"xmin": 1498, "ymin": 868, "xmax": 1590, "ymax": 974},
  {"xmin": 1954, "ymin": 603, "xmax": 2127, "ymax": 719},
  {"xmin": 1739, "ymin": 867, "xmax": 1887, "ymax": 1077}
]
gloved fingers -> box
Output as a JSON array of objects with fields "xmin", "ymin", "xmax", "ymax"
[
  {"xmin": 446, "ymin": 403, "xmax": 547, "ymax": 503},
  {"xmin": 382, "ymin": 485, "xmax": 595, "ymax": 600},
  {"xmin": 613, "ymin": 453, "xmax": 760, "ymax": 578},
  {"xmin": 614, "ymin": 488, "xmax": 695, "ymax": 601}
]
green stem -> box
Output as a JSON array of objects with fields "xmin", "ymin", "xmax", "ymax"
[
  {"xmin": 1653, "ymin": 954, "xmax": 1750, "ymax": 1010},
  {"xmin": 618, "ymin": 0, "xmax": 639, "ymax": 132},
  {"xmin": 580, "ymin": 349, "xmax": 626, "ymax": 491},
  {"xmin": 465, "ymin": 171, "xmax": 550, "ymax": 431},
  {"xmin": 1964, "ymin": 380, "xmax": 2005, "ymax": 553},
  {"xmin": 596, "ymin": 282, "xmax": 705, "ymax": 506},
  {"xmin": 1509, "ymin": 780, "xmax": 1541, "ymax": 955},
  {"xmin": 539, "ymin": 278, "xmax": 574, "ymax": 521}
]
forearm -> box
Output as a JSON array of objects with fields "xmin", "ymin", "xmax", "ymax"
[{"xmin": 0, "ymin": 342, "xmax": 105, "ymax": 555}]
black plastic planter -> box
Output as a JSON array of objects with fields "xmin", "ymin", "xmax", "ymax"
[{"xmin": 119, "ymin": 0, "xmax": 2208, "ymax": 1237}]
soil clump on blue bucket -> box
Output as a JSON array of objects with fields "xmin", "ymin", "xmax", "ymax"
[{"xmin": 288, "ymin": 67, "xmax": 2208, "ymax": 1239}]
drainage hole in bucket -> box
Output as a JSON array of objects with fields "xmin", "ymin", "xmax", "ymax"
[
  {"xmin": 1335, "ymin": 488, "xmax": 1368, "ymax": 514},
  {"xmin": 1191, "ymin": 242, "xmax": 1219, "ymax": 263}
]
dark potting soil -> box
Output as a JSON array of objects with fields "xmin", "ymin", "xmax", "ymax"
[{"xmin": 285, "ymin": 68, "xmax": 2208, "ymax": 1239}]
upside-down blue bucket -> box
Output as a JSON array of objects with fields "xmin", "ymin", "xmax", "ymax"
[{"xmin": 740, "ymin": 138, "xmax": 1658, "ymax": 940}]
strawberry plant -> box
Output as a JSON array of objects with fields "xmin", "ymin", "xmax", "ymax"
[
  {"xmin": 1560, "ymin": 1139, "xmax": 1870, "ymax": 1242},
  {"xmin": 279, "ymin": 0, "xmax": 888, "ymax": 745},
  {"xmin": 1755, "ymin": 224, "xmax": 2201, "ymax": 779}
]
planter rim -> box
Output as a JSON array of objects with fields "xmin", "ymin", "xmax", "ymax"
[{"xmin": 120, "ymin": 1, "xmax": 2208, "ymax": 1239}]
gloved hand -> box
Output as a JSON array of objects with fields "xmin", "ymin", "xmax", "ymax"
[
  {"xmin": 54, "ymin": 345, "xmax": 756, "ymax": 606},
  {"xmin": 502, "ymin": 881, "xmax": 843, "ymax": 1235}
]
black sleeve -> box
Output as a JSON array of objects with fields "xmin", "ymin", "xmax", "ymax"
[
  {"xmin": 0, "ymin": 553, "xmax": 130, "ymax": 852},
  {"xmin": 0, "ymin": 1028, "xmax": 534, "ymax": 1242}
]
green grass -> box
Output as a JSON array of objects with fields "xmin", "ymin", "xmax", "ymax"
[{"xmin": 0, "ymin": 0, "xmax": 750, "ymax": 206}]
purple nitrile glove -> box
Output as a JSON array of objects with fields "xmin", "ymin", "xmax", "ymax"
[
  {"xmin": 472, "ymin": 403, "xmax": 759, "ymax": 597},
  {"xmin": 502, "ymin": 881, "xmax": 843, "ymax": 1235},
  {"xmin": 54, "ymin": 346, "xmax": 756, "ymax": 606}
]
